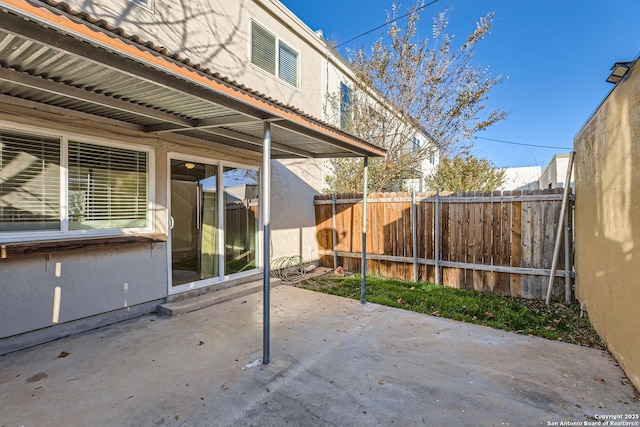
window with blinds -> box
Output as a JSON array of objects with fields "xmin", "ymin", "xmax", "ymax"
[
  {"xmin": 251, "ymin": 22, "xmax": 276, "ymax": 75},
  {"xmin": 68, "ymin": 141, "xmax": 148, "ymax": 230},
  {"xmin": 0, "ymin": 127, "xmax": 151, "ymax": 240},
  {"xmin": 278, "ymin": 42, "xmax": 298, "ymax": 87},
  {"xmin": 0, "ymin": 131, "xmax": 61, "ymax": 232},
  {"xmin": 251, "ymin": 20, "xmax": 299, "ymax": 88}
]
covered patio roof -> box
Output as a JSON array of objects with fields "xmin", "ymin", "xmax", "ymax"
[
  {"xmin": 0, "ymin": 0, "xmax": 381, "ymax": 366},
  {"xmin": 0, "ymin": 0, "xmax": 386, "ymax": 159}
]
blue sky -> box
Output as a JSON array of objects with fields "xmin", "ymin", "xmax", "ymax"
[{"xmin": 281, "ymin": 0, "xmax": 640, "ymax": 169}]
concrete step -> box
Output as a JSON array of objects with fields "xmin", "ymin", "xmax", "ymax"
[{"xmin": 158, "ymin": 279, "xmax": 282, "ymax": 316}]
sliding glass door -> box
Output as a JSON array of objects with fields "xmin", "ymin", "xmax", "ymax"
[
  {"xmin": 170, "ymin": 160, "xmax": 218, "ymax": 286},
  {"xmin": 169, "ymin": 158, "xmax": 259, "ymax": 290},
  {"xmin": 223, "ymin": 166, "xmax": 259, "ymax": 274}
]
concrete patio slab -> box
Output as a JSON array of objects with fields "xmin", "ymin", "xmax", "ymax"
[{"xmin": 0, "ymin": 285, "xmax": 638, "ymax": 426}]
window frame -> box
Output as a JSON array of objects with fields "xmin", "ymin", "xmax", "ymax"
[
  {"xmin": 0, "ymin": 122, "xmax": 155, "ymax": 244},
  {"xmin": 340, "ymin": 82, "xmax": 353, "ymax": 130},
  {"xmin": 166, "ymin": 153, "xmax": 261, "ymax": 295},
  {"xmin": 412, "ymin": 137, "xmax": 421, "ymax": 153},
  {"xmin": 250, "ymin": 20, "xmax": 300, "ymax": 89}
]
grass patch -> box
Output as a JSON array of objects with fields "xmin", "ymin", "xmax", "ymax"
[{"xmin": 297, "ymin": 274, "xmax": 605, "ymax": 349}]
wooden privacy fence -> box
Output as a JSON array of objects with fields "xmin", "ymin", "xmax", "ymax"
[{"xmin": 314, "ymin": 190, "xmax": 575, "ymax": 300}]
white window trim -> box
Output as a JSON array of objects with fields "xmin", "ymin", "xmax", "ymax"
[
  {"xmin": 249, "ymin": 19, "xmax": 300, "ymax": 89},
  {"xmin": 0, "ymin": 121, "xmax": 155, "ymax": 243},
  {"xmin": 166, "ymin": 153, "xmax": 261, "ymax": 296}
]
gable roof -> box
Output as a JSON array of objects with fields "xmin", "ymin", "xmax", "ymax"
[{"xmin": 0, "ymin": 0, "xmax": 386, "ymax": 159}]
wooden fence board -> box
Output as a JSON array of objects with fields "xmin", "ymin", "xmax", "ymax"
[
  {"xmin": 440, "ymin": 199, "xmax": 449, "ymax": 285},
  {"xmin": 459, "ymin": 194, "xmax": 467, "ymax": 288},
  {"xmin": 452, "ymin": 196, "xmax": 463, "ymax": 288},
  {"xmin": 334, "ymin": 203, "xmax": 350, "ymax": 253},
  {"xmin": 426, "ymin": 201, "xmax": 435, "ymax": 282},
  {"xmin": 542, "ymin": 197, "xmax": 557, "ymax": 298},
  {"xmin": 510, "ymin": 191, "xmax": 523, "ymax": 297},
  {"xmin": 531, "ymin": 196, "xmax": 542, "ymax": 299},
  {"xmin": 496, "ymin": 191, "xmax": 510, "ymax": 295},
  {"xmin": 520, "ymin": 197, "xmax": 533, "ymax": 298}
]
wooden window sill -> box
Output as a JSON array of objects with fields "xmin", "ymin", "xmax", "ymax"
[{"xmin": 0, "ymin": 234, "xmax": 167, "ymax": 260}]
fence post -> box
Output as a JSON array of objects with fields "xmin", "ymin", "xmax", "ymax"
[
  {"xmin": 411, "ymin": 190, "xmax": 418, "ymax": 282},
  {"xmin": 332, "ymin": 194, "xmax": 338, "ymax": 270},
  {"xmin": 435, "ymin": 192, "xmax": 441, "ymax": 285}
]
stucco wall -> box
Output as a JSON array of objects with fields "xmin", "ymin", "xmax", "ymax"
[
  {"xmin": 0, "ymin": 244, "xmax": 167, "ymax": 338},
  {"xmin": 0, "ymin": 93, "xmax": 323, "ymax": 339},
  {"xmin": 60, "ymin": 0, "xmax": 331, "ymax": 118},
  {"xmin": 574, "ymin": 66, "xmax": 640, "ymax": 391},
  {"xmin": 0, "ymin": 0, "xmax": 352, "ymax": 344},
  {"xmin": 270, "ymin": 158, "xmax": 323, "ymax": 262},
  {"xmin": 56, "ymin": 0, "xmax": 348, "ymax": 256},
  {"xmin": 499, "ymin": 166, "xmax": 541, "ymax": 191},
  {"xmin": 539, "ymin": 155, "xmax": 571, "ymax": 189}
]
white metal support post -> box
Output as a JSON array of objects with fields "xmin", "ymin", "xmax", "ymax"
[
  {"xmin": 361, "ymin": 157, "xmax": 368, "ymax": 303},
  {"xmin": 262, "ymin": 122, "xmax": 271, "ymax": 364}
]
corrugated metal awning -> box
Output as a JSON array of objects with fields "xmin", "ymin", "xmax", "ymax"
[{"xmin": 0, "ymin": 0, "xmax": 386, "ymax": 159}]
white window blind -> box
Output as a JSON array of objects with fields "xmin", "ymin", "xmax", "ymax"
[
  {"xmin": 251, "ymin": 20, "xmax": 299, "ymax": 88},
  {"xmin": 68, "ymin": 141, "xmax": 148, "ymax": 230},
  {"xmin": 278, "ymin": 42, "xmax": 298, "ymax": 87},
  {"xmin": 251, "ymin": 22, "xmax": 276, "ymax": 75},
  {"xmin": 0, "ymin": 131, "xmax": 61, "ymax": 232}
]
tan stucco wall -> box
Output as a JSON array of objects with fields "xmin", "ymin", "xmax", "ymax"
[{"xmin": 574, "ymin": 65, "xmax": 640, "ymax": 391}]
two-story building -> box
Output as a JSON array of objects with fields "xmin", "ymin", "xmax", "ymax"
[{"xmin": 0, "ymin": 0, "xmax": 386, "ymax": 354}]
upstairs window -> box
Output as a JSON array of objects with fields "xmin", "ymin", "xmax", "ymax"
[
  {"xmin": 412, "ymin": 137, "xmax": 421, "ymax": 152},
  {"xmin": 251, "ymin": 22, "xmax": 277, "ymax": 75},
  {"xmin": 251, "ymin": 21, "xmax": 299, "ymax": 88},
  {"xmin": 340, "ymin": 82, "xmax": 352, "ymax": 130},
  {"xmin": 278, "ymin": 42, "xmax": 299, "ymax": 87}
]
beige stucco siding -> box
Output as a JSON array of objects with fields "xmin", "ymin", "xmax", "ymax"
[
  {"xmin": 0, "ymin": 100, "xmax": 321, "ymax": 339},
  {"xmin": 574, "ymin": 66, "xmax": 640, "ymax": 391},
  {"xmin": 60, "ymin": 0, "xmax": 329, "ymax": 118},
  {"xmin": 57, "ymin": 0, "xmax": 342, "ymax": 257},
  {"xmin": 0, "ymin": 245, "xmax": 167, "ymax": 338},
  {"xmin": 1, "ymin": 0, "xmax": 372, "ymax": 348}
]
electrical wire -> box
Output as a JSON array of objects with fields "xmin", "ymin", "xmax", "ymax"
[
  {"xmin": 474, "ymin": 136, "xmax": 572, "ymax": 150},
  {"xmin": 333, "ymin": 0, "xmax": 440, "ymax": 50}
]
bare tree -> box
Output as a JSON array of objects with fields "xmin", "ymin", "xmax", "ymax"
[{"xmin": 324, "ymin": 2, "xmax": 508, "ymax": 193}]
